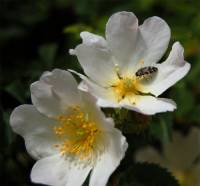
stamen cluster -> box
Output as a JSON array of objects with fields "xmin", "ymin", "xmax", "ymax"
[{"xmin": 54, "ymin": 106, "xmax": 101, "ymax": 160}]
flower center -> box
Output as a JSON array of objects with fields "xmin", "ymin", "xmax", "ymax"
[
  {"xmin": 112, "ymin": 76, "xmax": 141, "ymax": 101},
  {"xmin": 53, "ymin": 106, "xmax": 101, "ymax": 160}
]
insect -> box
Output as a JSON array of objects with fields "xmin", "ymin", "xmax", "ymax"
[{"xmin": 135, "ymin": 66, "xmax": 158, "ymax": 78}]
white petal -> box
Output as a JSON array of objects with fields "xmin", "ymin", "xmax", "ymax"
[
  {"xmin": 40, "ymin": 69, "xmax": 81, "ymax": 106},
  {"xmin": 31, "ymin": 155, "xmax": 92, "ymax": 186},
  {"xmin": 72, "ymin": 43, "xmax": 118, "ymax": 86},
  {"xmin": 72, "ymin": 70, "xmax": 176, "ymax": 114},
  {"xmin": 31, "ymin": 80, "xmax": 62, "ymax": 117},
  {"xmin": 106, "ymin": 12, "xmax": 170, "ymax": 73},
  {"xmin": 80, "ymin": 31, "xmax": 107, "ymax": 47},
  {"xmin": 141, "ymin": 42, "xmax": 191, "ymax": 96},
  {"xmin": 126, "ymin": 16, "xmax": 171, "ymax": 73},
  {"xmin": 67, "ymin": 73, "xmax": 118, "ymax": 129},
  {"xmin": 97, "ymin": 98, "xmax": 120, "ymax": 108},
  {"xmin": 79, "ymin": 80, "xmax": 120, "ymax": 108},
  {"xmin": 137, "ymin": 16, "xmax": 171, "ymax": 66},
  {"xmin": 122, "ymin": 96, "xmax": 176, "ymax": 115},
  {"xmin": 80, "ymin": 91, "xmax": 116, "ymax": 132},
  {"xmin": 89, "ymin": 130, "xmax": 128, "ymax": 186},
  {"xmin": 135, "ymin": 146, "xmax": 166, "ymax": 167},
  {"xmin": 106, "ymin": 11, "xmax": 139, "ymax": 69},
  {"xmin": 10, "ymin": 105, "xmax": 58, "ymax": 159},
  {"xmin": 69, "ymin": 70, "xmax": 117, "ymax": 103},
  {"xmin": 69, "ymin": 49, "xmax": 76, "ymax": 55},
  {"xmin": 31, "ymin": 69, "xmax": 81, "ymax": 117},
  {"xmin": 79, "ymin": 80, "xmax": 116, "ymax": 103},
  {"xmin": 164, "ymin": 128, "xmax": 200, "ymax": 170}
]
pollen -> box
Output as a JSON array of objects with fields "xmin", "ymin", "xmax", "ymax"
[
  {"xmin": 53, "ymin": 106, "xmax": 101, "ymax": 160},
  {"xmin": 112, "ymin": 76, "xmax": 141, "ymax": 102}
]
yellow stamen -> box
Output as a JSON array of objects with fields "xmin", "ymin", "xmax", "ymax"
[
  {"xmin": 112, "ymin": 76, "xmax": 142, "ymax": 102},
  {"xmin": 53, "ymin": 106, "xmax": 101, "ymax": 160}
]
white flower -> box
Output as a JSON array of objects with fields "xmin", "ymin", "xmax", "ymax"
[
  {"xmin": 70, "ymin": 11, "xmax": 190, "ymax": 115},
  {"xmin": 10, "ymin": 69, "xmax": 128, "ymax": 186},
  {"xmin": 135, "ymin": 128, "xmax": 200, "ymax": 186}
]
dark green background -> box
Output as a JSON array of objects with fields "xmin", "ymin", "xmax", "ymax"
[{"xmin": 0, "ymin": 0, "xmax": 200, "ymax": 185}]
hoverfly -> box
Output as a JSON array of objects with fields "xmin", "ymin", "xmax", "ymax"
[{"xmin": 135, "ymin": 66, "xmax": 158, "ymax": 79}]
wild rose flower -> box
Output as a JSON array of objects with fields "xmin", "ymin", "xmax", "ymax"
[
  {"xmin": 10, "ymin": 69, "xmax": 127, "ymax": 186},
  {"xmin": 70, "ymin": 11, "xmax": 190, "ymax": 115},
  {"xmin": 135, "ymin": 128, "xmax": 200, "ymax": 186}
]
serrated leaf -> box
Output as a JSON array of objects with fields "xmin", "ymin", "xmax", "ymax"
[{"xmin": 119, "ymin": 163, "xmax": 179, "ymax": 186}]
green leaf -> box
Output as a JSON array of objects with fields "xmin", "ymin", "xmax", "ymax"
[
  {"xmin": 171, "ymin": 82, "xmax": 195, "ymax": 118},
  {"xmin": 138, "ymin": 0, "xmax": 155, "ymax": 11},
  {"xmin": 119, "ymin": 163, "xmax": 179, "ymax": 186},
  {"xmin": 190, "ymin": 104, "xmax": 200, "ymax": 123},
  {"xmin": 2, "ymin": 111, "xmax": 13, "ymax": 146},
  {"xmin": 38, "ymin": 43, "xmax": 58, "ymax": 69},
  {"xmin": 187, "ymin": 55, "xmax": 200, "ymax": 85},
  {"xmin": 4, "ymin": 80, "xmax": 27, "ymax": 103},
  {"xmin": 63, "ymin": 23, "xmax": 93, "ymax": 40},
  {"xmin": 64, "ymin": 23, "xmax": 93, "ymax": 33},
  {"xmin": 150, "ymin": 113, "xmax": 173, "ymax": 144},
  {"xmin": 0, "ymin": 28, "xmax": 26, "ymax": 45}
]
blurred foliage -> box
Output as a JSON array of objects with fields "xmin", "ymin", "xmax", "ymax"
[
  {"xmin": 118, "ymin": 163, "xmax": 179, "ymax": 186},
  {"xmin": 0, "ymin": 0, "xmax": 200, "ymax": 185}
]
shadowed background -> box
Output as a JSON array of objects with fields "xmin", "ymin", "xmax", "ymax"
[{"xmin": 0, "ymin": 0, "xmax": 200, "ymax": 185}]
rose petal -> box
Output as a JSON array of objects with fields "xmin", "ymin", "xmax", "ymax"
[
  {"xmin": 89, "ymin": 130, "xmax": 127, "ymax": 186},
  {"xmin": 31, "ymin": 70, "xmax": 81, "ymax": 117},
  {"xmin": 31, "ymin": 155, "xmax": 92, "ymax": 186},
  {"xmin": 122, "ymin": 95, "xmax": 176, "ymax": 115},
  {"xmin": 72, "ymin": 34, "xmax": 118, "ymax": 86},
  {"xmin": 106, "ymin": 11, "xmax": 139, "ymax": 70},
  {"xmin": 141, "ymin": 42, "xmax": 191, "ymax": 96},
  {"xmin": 10, "ymin": 105, "xmax": 58, "ymax": 159}
]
